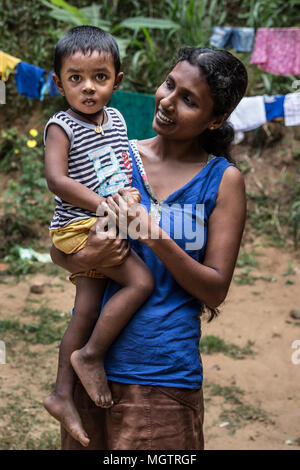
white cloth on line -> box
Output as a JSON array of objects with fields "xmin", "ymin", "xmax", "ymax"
[
  {"xmin": 283, "ymin": 93, "xmax": 300, "ymax": 126},
  {"xmin": 228, "ymin": 96, "xmax": 266, "ymax": 132}
]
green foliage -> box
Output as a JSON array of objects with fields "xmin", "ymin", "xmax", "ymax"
[
  {"xmin": 40, "ymin": 0, "xmax": 130, "ymax": 59},
  {"xmin": 289, "ymin": 200, "xmax": 300, "ymax": 248},
  {"xmin": 237, "ymin": 0, "xmax": 299, "ymax": 28},
  {"xmin": 0, "ymin": 128, "xmax": 54, "ymax": 258}
]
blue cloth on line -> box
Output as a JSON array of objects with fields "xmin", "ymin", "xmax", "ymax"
[
  {"xmin": 264, "ymin": 95, "xmax": 285, "ymax": 121},
  {"xmin": 15, "ymin": 61, "xmax": 45, "ymax": 99},
  {"xmin": 46, "ymin": 71, "xmax": 60, "ymax": 97},
  {"xmin": 210, "ymin": 26, "xmax": 255, "ymax": 52}
]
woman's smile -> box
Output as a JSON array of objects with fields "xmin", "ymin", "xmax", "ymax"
[{"xmin": 156, "ymin": 108, "xmax": 175, "ymax": 125}]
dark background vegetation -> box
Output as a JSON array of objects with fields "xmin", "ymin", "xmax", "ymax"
[{"xmin": 0, "ymin": 0, "xmax": 299, "ymax": 268}]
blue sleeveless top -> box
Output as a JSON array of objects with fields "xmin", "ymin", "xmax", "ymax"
[{"xmin": 103, "ymin": 140, "xmax": 233, "ymax": 389}]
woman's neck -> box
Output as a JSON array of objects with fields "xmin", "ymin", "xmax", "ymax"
[{"xmin": 150, "ymin": 135, "xmax": 208, "ymax": 164}]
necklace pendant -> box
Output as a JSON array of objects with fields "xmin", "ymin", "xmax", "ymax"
[{"xmin": 95, "ymin": 124, "xmax": 104, "ymax": 136}]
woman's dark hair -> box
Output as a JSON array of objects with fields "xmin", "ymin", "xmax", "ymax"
[
  {"xmin": 54, "ymin": 26, "xmax": 121, "ymax": 78},
  {"xmin": 176, "ymin": 47, "xmax": 248, "ymax": 322},
  {"xmin": 175, "ymin": 46, "xmax": 248, "ymax": 163}
]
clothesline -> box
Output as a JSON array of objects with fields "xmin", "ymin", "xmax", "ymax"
[
  {"xmin": 1, "ymin": 26, "xmax": 299, "ymax": 141},
  {"xmin": 0, "ymin": 50, "xmax": 59, "ymax": 100},
  {"xmin": 228, "ymin": 93, "xmax": 300, "ymax": 144},
  {"xmin": 210, "ymin": 27, "xmax": 300, "ymax": 76},
  {"xmin": 0, "ymin": 26, "xmax": 299, "ymax": 100}
]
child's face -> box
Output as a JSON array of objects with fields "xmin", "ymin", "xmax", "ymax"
[
  {"xmin": 153, "ymin": 60, "xmax": 225, "ymax": 141},
  {"xmin": 53, "ymin": 50, "xmax": 123, "ymax": 114}
]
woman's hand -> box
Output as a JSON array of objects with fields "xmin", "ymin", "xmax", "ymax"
[
  {"xmin": 106, "ymin": 189, "xmax": 161, "ymax": 243},
  {"xmin": 50, "ymin": 216, "xmax": 130, "ymax": 273}
]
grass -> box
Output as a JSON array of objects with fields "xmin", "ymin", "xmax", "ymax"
[
  {"xmin": 200, "ymin": 335, "xmax": 255, "ymax": 359},
  {"xmin": 204, "ymin": 381, "xmax": 275, "ymax": 435},
  {"xmin": 0, "ymin": 390, "xmax": 60, "ymax": 450},
  {"xmin": 233, "ymin": 247, "xmax": 279, "ymax": 285},
  {"xmin": 0, "ymin": 305, "xmax": 69, "ymax": 346}
]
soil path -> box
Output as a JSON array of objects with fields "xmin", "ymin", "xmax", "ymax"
[{"xmin": 0, "ymin": 242, "xmax": 299, "ymax": 450}]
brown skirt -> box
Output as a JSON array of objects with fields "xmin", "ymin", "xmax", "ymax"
[{"xmin": 61, "ymin": 380, "xmax": 205, "ymax": 450}]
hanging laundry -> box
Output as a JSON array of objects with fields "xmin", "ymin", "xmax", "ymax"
[
  {"xmin": 283, "ymin": 93, "xmax": 300, "ymax": 126},
  {"xmin": 0, "ymin": 50, "xmax": 21, "ymax": 82},
  {"xmin": 250, "ymin": 28, "xmax": 300, "ymax": 76},
  {"xmin": 40, "ymin": 72, "xmax": 60, "ymax": 100},
  {"xmin": 15, "ymin": 61, "xmax": 45, "ymax": 99},
  {"xmin": 228, "ymin": 96, "xmax": 266, "ymax": 132},
  {"xmin": 210, "ymin": 27, "xmax": 255, "ymax": 53},
  {"xmin": 46, "ymin": 72, "xmax": 60, "ymax": 97},
  {"xmin": 109, "ymin": 89, "xmax": 156, "ymax": 140},
  {"xmin": 264, "ymin": 95, "xmax": 285, "ymax": 121}
]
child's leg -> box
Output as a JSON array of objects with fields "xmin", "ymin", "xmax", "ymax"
[
  {"xmin": 71, "ymin": 249, "xmax": 154, "ymax": 407},
  {"xmin": 44, "ymin": 277, "xmax": 107, "ymax": 447}
]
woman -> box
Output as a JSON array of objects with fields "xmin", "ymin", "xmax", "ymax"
[{"xmin": 50, "ymin": 46, "xmax": 247, "ymax": 450}]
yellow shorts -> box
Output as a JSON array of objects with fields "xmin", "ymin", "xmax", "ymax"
[{"xmin": 50, "ymin": 217, "xmax": 106, "ymax": 284}]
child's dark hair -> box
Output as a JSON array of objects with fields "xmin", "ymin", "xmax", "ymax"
[
  {"xmin": 54, "ymin": 26, "xmax": 121, "ymax": 78},
  {"xmin": 176, "ymin": 47, "xmax": 248, "ymax": 322},
  {"xmin": 175, "ymin": 46, "xmax": 248, "ymax": 163}
]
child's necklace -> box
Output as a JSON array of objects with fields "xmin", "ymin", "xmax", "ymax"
[{"xmin": 69, "ymin": 107, "xmax": 105, "ymax": 136}]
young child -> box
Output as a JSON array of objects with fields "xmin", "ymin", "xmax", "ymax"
[{"xmin": 43, "ymin": 26, "xmax": 154, "ymax": 447}]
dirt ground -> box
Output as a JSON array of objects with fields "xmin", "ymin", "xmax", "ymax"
[{"xmin": 0, "ymin": 239, "xmax": 299, "ymax": 450}]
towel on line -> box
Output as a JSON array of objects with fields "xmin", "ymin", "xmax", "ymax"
[
  {"xmin": 15, "ymin": 61, "xmax": 45, "ymax": 99},
  {"xmin": 283, "ymin": 93, "xmax": 300, "ymax": 126},
  {"xmin": 228, "ymin": 96, "xmax": 267, "ymax": 132},
  {"xmin": 0, "ymin": 50, "xmax": 21, "ymax": 82}
]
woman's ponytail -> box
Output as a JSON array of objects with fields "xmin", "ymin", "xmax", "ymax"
[{"xmin": 201, "ymin": 122, "xmax": 235, "ymax": 161}]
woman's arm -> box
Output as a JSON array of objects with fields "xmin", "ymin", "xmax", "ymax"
[
  {"xmin": 45, "ymin": 124, "xmax": 105, "ymax": 212},
  {"xmin": 109, "ymin": 167, "xmax": 246, "ymax": 309},
  {"xmin": 50, "ymin": 220, "xmax": 131, "ymax": 273}
]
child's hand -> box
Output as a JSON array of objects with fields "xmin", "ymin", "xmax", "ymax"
[
  {"xmin": 120, "ymin": 188, "xmax": 141, "ymax": 207},
  {"xmin": 106, "ymin": 190, "xmax": 159, "ymax": 242}
]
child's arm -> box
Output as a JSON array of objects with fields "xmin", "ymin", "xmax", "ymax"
[{"xmin": 45, "ymin": 123, "xmax": 105, "ymax": 212}]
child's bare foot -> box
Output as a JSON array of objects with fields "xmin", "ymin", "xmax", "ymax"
[
  {"xmin": 43, "ymin": 392, "xmax": 90, "ymax": 447},
  {"xmin": 71, "ymin": 348, "xmax": 113, "ymax": 408}
]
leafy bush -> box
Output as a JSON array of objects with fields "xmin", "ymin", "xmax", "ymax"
[{"xmin": 0, "ymin": 128, "xmax": 54, "ymax": 257}]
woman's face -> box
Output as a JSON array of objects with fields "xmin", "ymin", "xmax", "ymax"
[{"xmin": 153, "ymin": 60, "xmax": 220, "ymax": 141}]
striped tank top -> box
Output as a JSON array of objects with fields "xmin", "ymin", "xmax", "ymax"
[{"xmin": 44, "ymin": 107, "xmax": 131, "ymax": 230}]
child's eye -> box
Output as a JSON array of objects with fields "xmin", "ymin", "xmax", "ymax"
[
  {"xmin": 69, "ymin": 75, "xmax": 81, "ymax": 82},
  {"xmin": 96, "ymin": 73, "xmax": 107, "ymax": 81}
]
